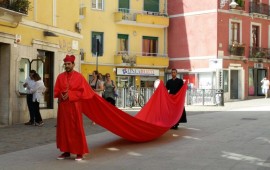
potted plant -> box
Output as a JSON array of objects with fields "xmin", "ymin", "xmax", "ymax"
[
  {"xmin": 9, "ymin": 0, "xmax": 31, "ymax": 14},
  {"xmin": 233, "ymin": 0, "xmax": 244, "ymax": 10}
]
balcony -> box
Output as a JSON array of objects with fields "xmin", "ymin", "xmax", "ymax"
[
  {"xmin": 114, "ymin": 8, "xmax": 169, "ymax": 28},
  {"xmin": 114, "ymin": 51, "xmax": 168, "ymax": 67},
  {"xmin": 0, "ymin": 0, "xmax": 30, "ymax": 14},
  {"xmin": 229, "ymin": 43, "xmax": 245, "ymax": 56},
  {"xmin": 249, "ymin": 47, "xmax": 270, "ymax": 60},
  {"xmin": 0, "ymin": 0, "xmax": 29, "ymax": 24},
  {"xmin": 249, "ymin": 2, "xmax": 269, "ymax": 17}
]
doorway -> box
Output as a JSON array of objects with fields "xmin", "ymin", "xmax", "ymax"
[
  {"xmin": 0, "ymin": 43, "xmax": 10, "ymax": 125},
  {"xmin": 230, "ymin": 70, "xmax": 239, "ymax": 99},
  {"xmin": 257, "ymin": 69, "xmax": 267, "ymax": 96}
]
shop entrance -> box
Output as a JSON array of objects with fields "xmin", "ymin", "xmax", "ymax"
[
  {"xmin": 18, "ymin": 50, "xmax": 54, "ymax": 109},
  {"xmin": 230, "ymin": 70, "xmax": 239, "ymax": 99}
]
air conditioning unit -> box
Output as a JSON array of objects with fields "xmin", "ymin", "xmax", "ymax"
[{"xmin": 254, "ymin": 63, "xmax": 263, "ymax": 68}]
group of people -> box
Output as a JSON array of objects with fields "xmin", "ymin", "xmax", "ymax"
[
  {"xmin": 23, "ymin": 54, "xmax": 187, "ymax": 161},
  {"xmin": 90, "ymin": 70, "xmax": 117, "ymax": 106},
  {"xmin": 24, "ymin": 70, "xmax": 46, "ymax": 126}
]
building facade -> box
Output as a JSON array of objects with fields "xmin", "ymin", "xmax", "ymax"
[
  {"xmin": 0, "ymin": 0, "xmax": 82, "ymax": 125},
  {"xmin": 168, "ymin": 0, "xmax": 270, "ymax": 101},
  {"xmin": 80, "ymin": 0, "xmax": 169, "ymax": 89}
]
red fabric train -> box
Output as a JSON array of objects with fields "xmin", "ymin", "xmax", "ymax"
[{"xmin": 81, "ymin": 80, "xmax": 187, "ymax": 142}]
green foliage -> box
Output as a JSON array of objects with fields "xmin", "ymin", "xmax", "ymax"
[
  {"xmin": 9, "ymin": 0, "xmax": 31, "ymax": 14},
  {"xmin": 235, "ymin": 0, "xmax": 244, "ymax": 7}
]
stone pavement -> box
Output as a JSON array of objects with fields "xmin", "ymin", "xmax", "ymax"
[{"xmin": 0, "ymin": 98, "xmax": 269, "ymax": 170}]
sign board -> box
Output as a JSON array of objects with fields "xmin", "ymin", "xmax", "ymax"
[{"xmin": 116, "ymin": 68, "xmax": 159, "ymax": 76}]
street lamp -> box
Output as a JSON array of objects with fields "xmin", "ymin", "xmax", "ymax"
[{"xmin": 220, "ymin": 0, "xmax": 238, "ymax": 9}]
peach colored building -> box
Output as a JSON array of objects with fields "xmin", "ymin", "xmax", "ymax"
[{"xmin": 168, "ymin": 0, "xmax": 270, "ymax": 101}]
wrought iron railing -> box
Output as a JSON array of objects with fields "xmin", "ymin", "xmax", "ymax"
[
  {"xmin": 229, "ymin": 45, "xmax": 245, "ymax": 56},
  {"xmin": 249, "ymin": 46, "xmax": 270, "ymax": 59},
  {"xmin": 249, "ymin": 2, "xmax": 269, "ymax": 16},
  {"xmin": 118, "ymin": 8, "xmax": 167, "ymax": 21}
]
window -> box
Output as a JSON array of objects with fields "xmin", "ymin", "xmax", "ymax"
[
  {"xmin": 92, "ymin": 0, "xmax": 103, "ymax": 10},
  {"xmin": 144, "ymin": 0, "xmax": 159, "ymax": 12},
  {"xmin": 252, "ymin": 25, "xmax": 259, "ymax": 47},
  {"xmin": 119, "ymin": 0, "xmax": 129, "ymax": 12},
  {"xmin": 231, "ymin": 22, "xmax": 240, "ymax": 44},
  {"xmin": 91, "ymin": 32, "xmax": 103, "ymax": 56},
  {"xmin": 142, "ymin": 36, "xmax": 158, "ymax": 56},
  {"xmin": 117, "ymin": 34, "xmax": 129, "ymax": 54}
]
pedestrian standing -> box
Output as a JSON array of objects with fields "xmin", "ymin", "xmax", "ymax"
[
  {"xmin": 261, "ymin": 76, "xmax": 270, "ymax": 98},
  {"xmin": 54, "ymin": 54, "xmax": 91, "ymax": 161},
  {"xmin": 30, "ymin": 73, "xmax": 46, "ymax": 126},
  {"xmin": 23, "ymin": 70, "xmax": 36, "ymax": 125},
  {"xmin": 166, "ymin": 68, "xmax": 187, "ymax": 130},
  {"xmin": 103, "ymin": 73, "xmax": 116, "ymax": 106}
]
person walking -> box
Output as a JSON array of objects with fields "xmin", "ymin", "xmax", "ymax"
[
  {"xmin": 166, "ymin": 68, "xmax": 187, "ymax": 130},
  {"xmin": 30, "ymin": 73, "xmax": 46, "ymax": 126},
  {"xmin": 261, "ymin": 76, "xmax": 270, "ymax": 98},
  {"xmin": 54, "ymin": 54, "xmax": 92, "ymax": 161},
  {"xmin": 103, "ymin": 73, "xmax": 116, "ymax": 106},
  {"xmin": 23, "ymin": 70, "xmax": 36, "ymax": 125}
]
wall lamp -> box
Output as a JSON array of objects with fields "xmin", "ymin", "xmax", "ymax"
[{"xmin": 220, "ymin": 0, "xmax": 238, "ymax": 9}]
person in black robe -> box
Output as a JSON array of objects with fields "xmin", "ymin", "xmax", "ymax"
[{"xmin": 166, "ymin": 68, "xmax": 187, "ymax": 130}]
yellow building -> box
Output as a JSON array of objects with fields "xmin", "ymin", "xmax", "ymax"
[
  {"xmin": 0, "ymin": 0, "xmax": 82, "ymax": 125},
  {"xmin": 80, "ymin": 0, "xmax": 169, "ymax": 88},
  {"xmin": 0, "ymin": 0, "xmax": 169, "ymax": 125}
]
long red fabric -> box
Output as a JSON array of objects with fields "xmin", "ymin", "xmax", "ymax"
[{"xmin": 82, "ymin": 80, "xmax": 187, "ymax": 142}]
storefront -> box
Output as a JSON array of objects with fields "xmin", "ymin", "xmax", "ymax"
[{"xmin": 115, "ymin": 67, "xmax": 161, "ymax": 88}]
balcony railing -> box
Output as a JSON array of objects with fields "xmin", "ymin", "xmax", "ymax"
[
  {"xmin": 114, "ymin": 51, "xmax": 168, "ymax": 66},
  {"xmin": 229, "ymin": 44, "xmax": 245, "ymax": 56},
  {"xmin": 249, "ymin": 47, "xmax": 270, "ymax": 60},
  {"xmin": 118, "ymin": 8, "xmax": 167, "ymax": 21},
  {"xmin": 0, "ymin": 0, "xmax": 30, "ymax": 15},
  {"xmin": 249, "ymin": 2, "xmax": 269, "ymax": 16}
]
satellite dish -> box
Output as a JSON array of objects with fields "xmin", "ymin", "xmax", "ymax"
[{"xmin": 154, "ymin": 79, "xmax": 160, "ymax": 89}]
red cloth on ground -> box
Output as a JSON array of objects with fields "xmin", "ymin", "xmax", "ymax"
[
  {"xmin": 82, "ymin": 80, "xmax": 187, "ymax": 142},
  {"xmin": 54, "ymin": 71, "xmax": 93, "ymax": 154}
]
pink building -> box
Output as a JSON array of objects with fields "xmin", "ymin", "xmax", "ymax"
[{"xmin": 168, "ymin": 0, "xmax": 270, "ymax": 101}]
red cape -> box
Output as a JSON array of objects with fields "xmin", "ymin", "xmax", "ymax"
[{"xmin": 82, "ymin": 80, "xmax": 187, "ymax": 142}]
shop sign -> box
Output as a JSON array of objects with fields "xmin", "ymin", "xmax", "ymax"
[{"xmin": 117, "ymin": 68, "xmax": 159, "ymax": 76}]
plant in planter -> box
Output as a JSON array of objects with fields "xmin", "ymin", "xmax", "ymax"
[
  {"xmin": 235, "ymin": 0, "xmax": 244, "ymax": 7},
  {"xmin": 254, "ymin": 51, "xmax": 266, "ymax": 58},
  {"xmin": 9, "ymin": 0, "xmax": 31, "ymax": 14}
]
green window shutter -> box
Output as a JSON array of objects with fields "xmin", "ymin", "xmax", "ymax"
[
  {"xmin": 144, "ymin": 0, "xmax": 159, "ymax": 12},
  {"xmin": 143, "ymin": 36, "xmax": 158, "ymax": 40},
  {"xmin": 91, "ymin": 32, "xmax": 103, "ymax": 56},
  {"xmin": 119, "ymin": 0, "xmax": 129, "ymax": 9},
  {"xmin": 118, "ymin": 34, "xmax": 128, "ymax": 39}
]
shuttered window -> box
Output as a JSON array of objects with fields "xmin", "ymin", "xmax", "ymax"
[{"xmin": 144, "ymin": 0, "xmax": 159, "ymax": 12}]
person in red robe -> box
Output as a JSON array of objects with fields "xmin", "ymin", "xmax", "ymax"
[{"xmin": 54, "ymin": 54, "xmax": 93, "ymax": 161}]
